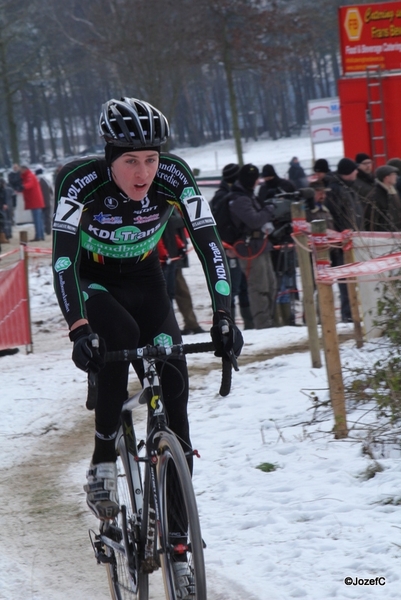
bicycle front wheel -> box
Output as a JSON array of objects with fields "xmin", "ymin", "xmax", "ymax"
[
  {"xmin": 104, "ymin": 443, "xmax": 149, "ymax": 600},
  {"xmin": 156, "ymin": 431, "xmax": 207, "ymax": 600}
]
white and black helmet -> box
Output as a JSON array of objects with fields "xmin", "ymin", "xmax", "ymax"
[{"xmin": 99, "ymin": 97, "xmax": 170, "ymax": 147}]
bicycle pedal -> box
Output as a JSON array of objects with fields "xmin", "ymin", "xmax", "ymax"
[
  {"xmin": 89, "ymin": 529, "xmax": 114, "ymax": 565},
  {"xmin": 95, "ymin": 546, "xmax": 114, "ymax": 565}
]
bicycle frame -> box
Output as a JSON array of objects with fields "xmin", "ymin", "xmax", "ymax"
[
  {"xmin": 92, "ymin": 354, "xmax": 185, "ymax": 576},
  {"xmin": 88, "ymin": 340, "xmax": 234, "ymax": 599}
]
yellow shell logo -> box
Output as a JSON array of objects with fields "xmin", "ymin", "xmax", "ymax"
[
  {"xmin": 150, "ymin": 395, "xmax": 160, "ymax": 410},
  {"xmin": 344, "ymin": 8, "xmax": 363, "ymax": 41}
]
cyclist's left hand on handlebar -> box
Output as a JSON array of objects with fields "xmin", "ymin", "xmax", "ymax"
[
  {"xmin": 69, "ymin": 324, "xmax": 106, "ymax": 373},
  {"xmin": 210, "ymin": 311, "xmax": 244, "ymax": 359}
]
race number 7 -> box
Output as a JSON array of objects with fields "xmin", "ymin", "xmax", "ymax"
[
  {"xmin": 54, "ymin": 197, "xmax": 83, "ymax": 229},
  {"xmin": 186, "ymin": 196, "xmax": 203, "ymax": 219}
]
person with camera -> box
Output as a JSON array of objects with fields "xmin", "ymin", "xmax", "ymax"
[
  {"xmin": 226, "ymin": 164, "xmax": 276, "ymax": 329},
  {"xmin": 324, "ymin": 157, "xmax": 364, "ymax": 322},
  {"xmin": 257, "ymin": 164, "xmax": 299, "ymax": 326},
  {"xmin": 258, "ymin": 163, "xmax": 295, "ymax": 204}
]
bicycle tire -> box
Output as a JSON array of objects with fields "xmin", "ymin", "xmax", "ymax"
[
  {"xmin": 155, "ymin": 431, "xmax": 207, "ymax": 600},
  {"xmin": 104, "ymin": 439, "xmax": 149, "ymax": 600}
]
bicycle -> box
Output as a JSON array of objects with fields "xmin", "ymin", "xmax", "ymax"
[{"xmin": 87, "ymin": 332, "xmax": 237, "ymax": 600}]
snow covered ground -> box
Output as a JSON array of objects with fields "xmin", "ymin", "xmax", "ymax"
[{"xmin": 1, "ymin": 133, "xmax": 401, "ymax": 599}]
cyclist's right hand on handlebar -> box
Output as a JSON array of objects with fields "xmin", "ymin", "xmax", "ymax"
[
  {"xmin": 69, "ymin": 324, "xmax": 106, "ymax": 373},
  {"xmin": 210, "ymin": 311, "xmax": 243, "ymax": 360}
]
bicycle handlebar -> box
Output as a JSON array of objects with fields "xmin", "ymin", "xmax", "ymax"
[{"xmin": 103, "ymin": 341, "xmax": 235, "ymax": 397}]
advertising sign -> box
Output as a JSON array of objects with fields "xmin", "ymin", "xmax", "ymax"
[
  {"xmin": 339, "ymin": 2, "xmax": 401, "ymax": 74},
  {"xmin": 308, "ymin": 97, "xmax": 343, "ymax": 145}
]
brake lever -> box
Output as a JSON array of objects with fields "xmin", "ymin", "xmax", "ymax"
[{"xmin": 220, "ymin": 319, "xmax": 239, "ymax": 372}]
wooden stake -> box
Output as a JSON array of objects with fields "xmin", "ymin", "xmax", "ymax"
[{"xmin": 312, "ymin": 220, "xmax": 348, "ymax": 438}]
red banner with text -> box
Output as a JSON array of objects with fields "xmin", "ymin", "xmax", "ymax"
[{"xmin": 339, "ymin": 2, "xmax": 401, "ymax": 74}]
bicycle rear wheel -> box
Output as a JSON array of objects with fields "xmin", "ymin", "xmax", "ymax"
[
  {"xmin": 104, "ymin": 443, "xmax": 149, "ymax": 600},
  {"xmin": 156, "ymin": 431, "xmax": 207, "ymax": 600}
]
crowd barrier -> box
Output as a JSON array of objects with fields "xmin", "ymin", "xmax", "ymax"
[
  {"xmin": 0, "ymin": 243, "xmax": 51, "ymax": 353},
  {"xmin": 291, "ymin": 202, "xmax": 401, "ymax": 439}
]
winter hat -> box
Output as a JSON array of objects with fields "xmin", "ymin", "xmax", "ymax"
[
  {"xmin": 310, "ymin": 180, "xmax": 330, "ymax": 192},
  {"xmin": 313, "ymin": 158, "xmax": 329, "ymax": 173},
  {"xmin": 261, "ymin": 164, "xmax": 277, "ymax": 178},
  {"xmin": 105, "ymin": 143, "xmax": 160, "ymax": 166},
  {"xmin": 337, "ymin": 158, "xmax": 357, "ymax": 176},
  {"xmin": 375, "ymin": 165, "xmax": 399, "ymax": 181},
  {"xmin": 222, "ymin": 163, "xmax": 240, "ymax": 184},
  {"xmin": 355, "ymin": 153, "xmax": 371, "ymax": 164},
  {"xmin": 387, "ymin": 157, "xmax": 401, "ymax": 172},
  {"xmin": 35, "ymin": 167, "xmax": 44, "ymax": 175},
  {"xmin": 238, "ymin": 164, "xmax": 260, "ymax": 190}
]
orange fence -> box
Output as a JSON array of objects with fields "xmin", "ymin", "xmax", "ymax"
[
  {"xmin": 0, "ymin": 245, "xmax": 51, "ymax": 352},
  {"xmin": 0, "ymin": 250, "xmax": 31, "ymax": 350}
]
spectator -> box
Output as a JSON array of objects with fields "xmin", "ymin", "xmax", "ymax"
[
  {"xmin": 0, "ymin": 178, "xmax": 14, "ymax": 240},
  {"xmin": 228, "ymin": 164, "xmax": 276, "ymax": 329},
  {"xmin": 257, "ymin": 165, "xmax": 297, "ymax": 326},
  {"xmin": 325, "ymin": 157, "xmax": 364, "ymax": 322},
  {"xmin": 365, "ymin": 165, "xmax": 401, "ymax": 232},
  {"xmin": 7, "ymin": 163, "xmax": 23, "ymax": 212},
  {"xmin": 258, "ymin": 164, "xmax": 295, "ymax": 204},
  {"xmin": 210, "ymin": 163, "xmax": 240, "ymax": 213},
  {"xmin": 387, "ymin": 157, "xmax": 401, "ymax": 198},
  {"xmin": 325, "ymin": 158, "xmax": 364, "ymax": 232},
  {"xmin": 305, "ymin": 181, "xmax": 334, "ymax": 230},
  {"xmin": 288, "ymin": 156, "xmax": 308, "ymax": 190},
  {"xmin": 304, "ymin": 181, "xmax": 335, "ymax": 324},
  {"xmin": 312, "ymin": 158, "xmax": 334, "ymax": 186},
  {"xmin": 353, "ymin": 153, "xmax": 375, "ymax": 207},
  {"xmin": 20, "ymin": 165, "xmax": 45, "ymax": 242},
  {"xmin": 35, "ymin": 168, "xmax": 53, "ymax": 236},
  {"xmin": 210, "ymin": 163, "xmax": 254, "ymax": 329}
]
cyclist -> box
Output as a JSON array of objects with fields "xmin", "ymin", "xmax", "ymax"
[{"xmin": 52, "ymin": 97, "xmax": 243, "ymax": 589}]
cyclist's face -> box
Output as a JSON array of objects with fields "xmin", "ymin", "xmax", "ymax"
[{"xmin": 111, "ymin": 150, "xmax": 159, "ymax": 201}]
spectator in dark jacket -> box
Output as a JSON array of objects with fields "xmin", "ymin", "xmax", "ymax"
[
  {"xmin": 353, "ymin": 153, "xmax": 375, "ymax": 208},
  {"xmin": 7, "ymin": 163, "xmax": 22, "ymax": 210},
  {"xmin": 387, "ymin": 157, "xmax": 401, "ymax": 198},
  {"xmin": 325, "ymin": 158, "xmax": 364, "ymax": 232},
  {"xmin": 312, "ymin": 158, "xmax": 334, "ymax": 187},
  {"xmin": 228, "ymin": 164, "xmax": 276, "ymax": 329},
  {"xmin": 209, "ymin": 163, "xmax": 240, "ymax": 213},
  {"xmin": 305, "ymin": 181, "xmax": 334, "ymax": 230},
  {"xmin": 0, "ymin": 178, "xmax": 14, "ymax": 240},
  {"xmin": 365, "ymin": 165, "xmax": 401, "ymax": 232},
  {"xmin": 210, "ymin": 163, "xmax": 254, "ymax": 329},
  {"xmin": 257, "ymin": 164, "xmax": 295, "ymax": 205},
  {"xmin": 325, "ymin": 158, "xmax": 364, "ymax": 322},
  {"xmin": 288, "ymin": 156, "xmax": 308, "ymax": 190}
]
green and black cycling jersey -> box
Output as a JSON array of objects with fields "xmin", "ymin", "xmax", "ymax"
[{"xmin": 52, "ymin": 152, "xmax": 231, "ymax": 327}]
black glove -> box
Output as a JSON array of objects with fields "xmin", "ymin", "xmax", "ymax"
[
  {"xmin": 69, "ymin": 324, "xmax": 106, "ymax": 373},
  {"xmin": 210, "ymin": 311, "xmax": 244, "ymax": 359}
]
